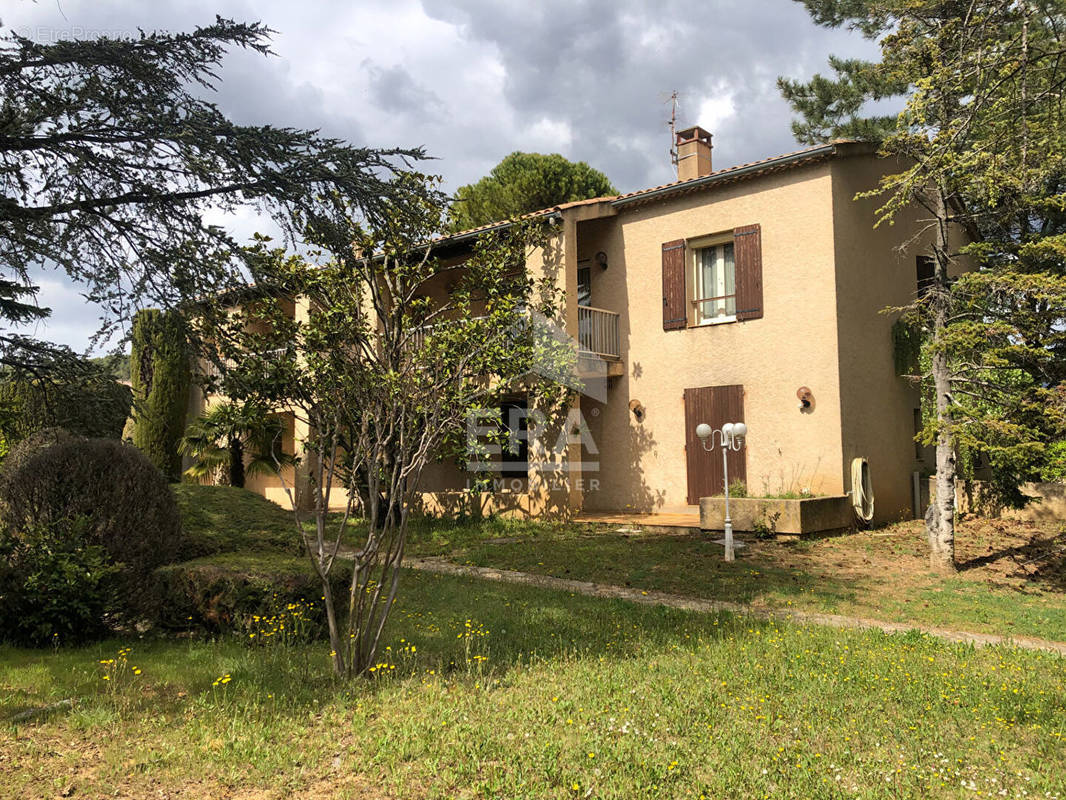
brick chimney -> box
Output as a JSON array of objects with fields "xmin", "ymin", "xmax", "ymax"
[{"xmin": 675, "ymin": 125, "xmax": 713, "ymax": 181}]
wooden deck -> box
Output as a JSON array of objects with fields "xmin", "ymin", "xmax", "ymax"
[{"xmin": 574, "ymin": 511, "xmax": 702, "ymax": 534}]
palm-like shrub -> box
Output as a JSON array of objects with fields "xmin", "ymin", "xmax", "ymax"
[{"xmin": 180, "ymin": 402, "xmax": 291, "ymax": 488}]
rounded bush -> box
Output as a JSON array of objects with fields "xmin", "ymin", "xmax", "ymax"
[
  {"xmin": 0, "ymin": 434, "xmax": 182, "ymax": 621},
  {"xmin": 0, "ymin": 427, "xmax": 73, "ymax": 474}
]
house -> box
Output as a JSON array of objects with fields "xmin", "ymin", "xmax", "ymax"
[{"xmin": 188, "ymin": 126, "xmax": 939, "ymax": 527}]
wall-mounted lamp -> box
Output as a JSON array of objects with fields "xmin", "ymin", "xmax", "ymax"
[
  {"xmin": 595, "ymin": 251, "xmax": 608, "ymax": 271},
  {"xmin": 797, "ymin": 386, "xmax": 815, "ymax": 414},
  {"xmin": 629, "ymin": 399, "xmax": 645, "ymax": 422}
]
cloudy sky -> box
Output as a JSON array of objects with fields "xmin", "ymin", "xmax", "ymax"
[{"xmin": 5, "ymin": 0, "xmax": 878, "ymax": 352}]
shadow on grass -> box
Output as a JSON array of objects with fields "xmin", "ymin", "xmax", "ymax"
[
  {"xmin": 456, "ymin": 533, "xmax": 863, "ymax": 611},
  {"xmin": 5, "ymin": 567, "xmax": 1064, "ymax": 735},
  {"xmin": 956, "ymin": 528, "xmax": 1066, "ymax": 592},
  {"xmin": 1, "ymin": 568, "xmax": 768, "ymax": 724}
]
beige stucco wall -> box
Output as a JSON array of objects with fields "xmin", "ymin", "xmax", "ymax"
[
  {"xmin": 414, "ymin": 229, "xmax": 574, "ymax": 518},
  {"xmin": 186, "ymin": 295, "xmax": 314, "ymax": 511},
  {"xmin": 579, "ymin": 162, "xmax": 846, "ymax": 514},
  {"xmin": 190, "ymin": 155, "xmax": 934, "ymax": 525},
  {"xmin": 830, "ymin": 154, "xmax": 933, "ymax": 523}
]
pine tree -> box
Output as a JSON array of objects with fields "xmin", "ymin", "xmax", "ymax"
[
  {"xmin": 783, "ymin": 1, "xmax": 1066, "ymax": 570},
  {"xmin": 449, "ymin": 152, "xmax": 617, "ymax": 231},
  {"xmin": 0, "ymin": 18, "xmax": 432, "ymax": 378}
]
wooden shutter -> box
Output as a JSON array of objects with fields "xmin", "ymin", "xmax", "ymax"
[
  {"xmin": 662, "ymin": 239, "xmax": 687, "ymax": 330},
  {"xmin": 684, "ymin": 385, "xmax": 746, "ymax": 505},
  {"xmin": 734, "ymin": 224, "xmax": 763, "ymax": 321}
]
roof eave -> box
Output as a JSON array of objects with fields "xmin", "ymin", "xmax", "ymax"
[
  {"xmin": 610, "ymin": 142, "xmax": 844, "ymax": 209},
  {"xmin": 431, "ymin": 210, "xmax": 563, "ymax": 250}
]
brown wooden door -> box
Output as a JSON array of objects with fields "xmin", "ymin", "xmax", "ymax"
[{"xmin": 684, "ymin": 385, "xmax": 746, "ymax": 505}]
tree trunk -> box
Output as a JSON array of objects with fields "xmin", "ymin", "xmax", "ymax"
[
  {"xmin": 228, "ymin": 436, "xmax": 245, "ymax": 488},
  {"xmin": 929, "ymin": 346, "xmax": 956, "ymax": 571},
  {"xmin": 927, "ymin": 188, "xmax": 957, "ymax": 573},
  {"xmin": 322, "ymin": 574, "xmax": 345, "ymax": 677},
  {"xmin": 312, "ymin": 490, "xmax": 346, "ymax": 677}
]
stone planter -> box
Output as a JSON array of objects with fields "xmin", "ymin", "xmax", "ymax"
[{"xmin": 699, "ymin": 495, "xmax": 853, "ymax": 536}]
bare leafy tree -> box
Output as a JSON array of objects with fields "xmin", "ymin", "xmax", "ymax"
[{"xmin": 195, "ymin": 193, "xmax": 574, "ymax": 677}]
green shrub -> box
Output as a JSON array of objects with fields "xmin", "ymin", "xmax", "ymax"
[
  {"xmin": 728, "ymin": 479, "xmax": 748, "ymax": 498},
  {"xmin": 752, "ymin": 511, "xmax": 782, "ymax": 540},
  {"xmin": 0, "ymin": 367, "xmax": 132, "ymax": 444},
  {"xmin": 0, "ymin": 434, "xmax": 182, "ymax": 616},
  {"xmin": 0, "ymin": 517, "xmax": 121, "ymax": 646},
  {"xmin": 154, "ymin": 552, "xmax": 342, "ymax": 635}
]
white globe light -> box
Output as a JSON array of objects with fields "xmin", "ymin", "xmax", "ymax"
[
  {"xmin": 695, "ymin": 423, "xmax": 712, "ymax": 440},
  {"xmin": 722, "ymin": 423, "xmax": 735, "ymax": 437},
  {"xmin": 733, "ymin": 422, "xmax": 748, "ymax": 438}
]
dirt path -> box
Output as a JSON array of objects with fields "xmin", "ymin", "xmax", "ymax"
[{"xmin": 404, "ymin": 556, "xmax": 1066, "ymax": 657}]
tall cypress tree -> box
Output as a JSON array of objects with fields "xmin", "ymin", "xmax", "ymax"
[{"xmin": 130, "ymin": 309, "xmax": 191, "ymax": 481}]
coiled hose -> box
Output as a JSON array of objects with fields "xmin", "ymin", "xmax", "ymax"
[{"xmin": 851, "ymin": 457, "xmax": 874, "ymax": 524}]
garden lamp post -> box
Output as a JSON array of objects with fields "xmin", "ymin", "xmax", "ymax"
[{"xmin": 695, "ymin": 421, "xmax": 747, "ymax": 561}]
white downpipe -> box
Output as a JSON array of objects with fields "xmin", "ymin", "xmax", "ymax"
[{"xmin": 851, "ymin": 457, "xmax": 875, "ymax": 524}]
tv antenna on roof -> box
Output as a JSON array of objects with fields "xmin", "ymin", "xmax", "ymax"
[{"xmin": 665, "ymin": 90, "xmax": 680, "ymax": 178}]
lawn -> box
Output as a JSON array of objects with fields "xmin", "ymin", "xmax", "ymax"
[
  {"xmin": 4, "ymin": 568, "xmax": 1066, "ymax": 799},
  {"xmin": 167, "ymin": 486, "xmax": 1066, "ymax": 641},
  {"xmin": 5, "ymin": 485, "xmax": 1064, "ymax": 798},
  {"xmin": 430, "ymin": 516, "xmax": 1066, "ymax": 643}
]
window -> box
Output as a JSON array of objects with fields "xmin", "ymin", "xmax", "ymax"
[
  {"xmin": 662, "ymin": 225, "xmax": 761, "ymax": 332},
  {"xmin": 465, "ymin": 399, "xmax": 528, "ymax": 481},
  {"xmin": 693, "ymin": 242, "xmax": 736, "ymax": 324},
  {"xmin": 916, "ymin": 255, "xmax": 935, "ymax": 299}
]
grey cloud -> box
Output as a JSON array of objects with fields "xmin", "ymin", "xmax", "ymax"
[
  {"xmin": 421, "ymin": 0, "xmax": 881, "ymax": 190},
  {"xmin": 3, "ymin": 0, "xmax": 882, "ymax": 351},
  {"xmin": 362, "ymin": 59, "xmax": 444, "ymax": 116}
]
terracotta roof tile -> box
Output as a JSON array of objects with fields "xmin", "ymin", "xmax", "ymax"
[
  {"xmin": 435, "ymin": 196, "xmax": 617, "ymax": 242},
  {"xmin": 434, "ymin": 140, "xmax": 866, "ymax": 243},
  {"xmin": 610, "ymin": 141, "xmax": 858, "ymax": 207}
]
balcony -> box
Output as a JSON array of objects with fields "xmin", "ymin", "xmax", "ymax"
[
  {"xmin": 577, "ymin": 305, "xmax": 620, "ymax": 359},
  {"xmin": 199, "ymin": 348, "xmax": 287, "ymax": 379}
]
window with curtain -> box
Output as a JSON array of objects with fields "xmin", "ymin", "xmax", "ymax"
[{"xmin": 694, "ymin": 242, "xmax": 736, "ymax": 323}]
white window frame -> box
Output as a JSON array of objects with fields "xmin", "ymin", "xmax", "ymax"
[{"xmin": 688, "ymin": 233, "xmax": 737, "ymax": 326}]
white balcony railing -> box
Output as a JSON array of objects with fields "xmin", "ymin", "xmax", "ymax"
[
  {"xmin": 578, "ymin": 305, "xmax": 620, "ymax": 359},
  {"xmin": 407, "ymin": 316, "xmax": 490, "ymax": 351},
  {"xmin": 199, "ymin": 348, "xmax": 288, "ymax": 378}
]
